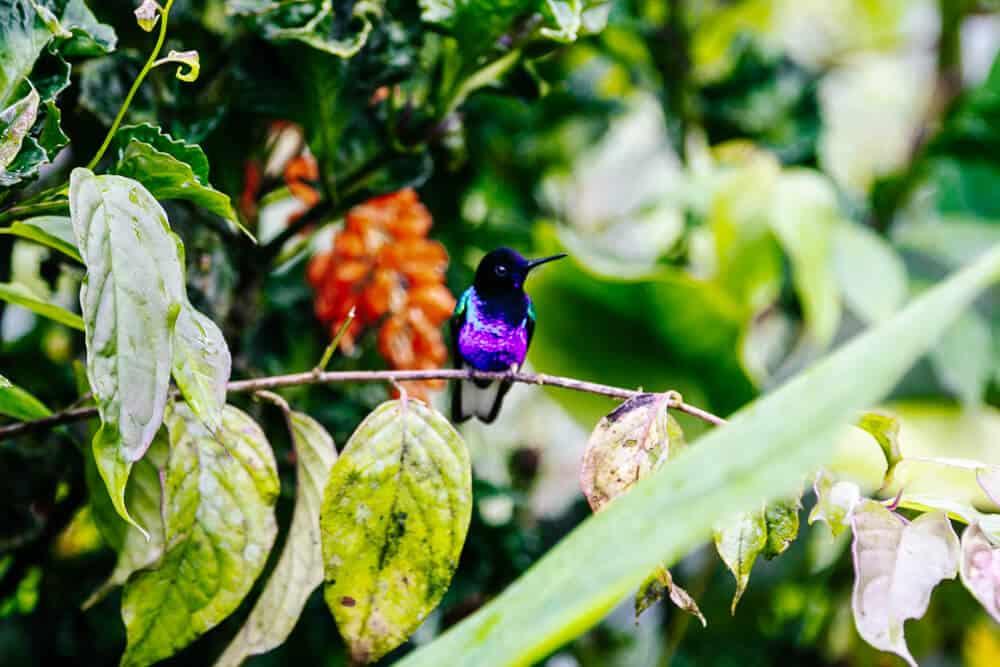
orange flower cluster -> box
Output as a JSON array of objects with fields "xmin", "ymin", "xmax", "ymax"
[{"xmin": 307, "ymin": 189, "xmax": 456, "ymax": 401}]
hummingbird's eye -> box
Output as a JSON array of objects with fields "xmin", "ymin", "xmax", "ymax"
[{"xmin": 495, "ymin": 264, "xmax": 508, "ymax": 278}]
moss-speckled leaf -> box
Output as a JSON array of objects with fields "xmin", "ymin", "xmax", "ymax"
[
  {"xmin": 959, "ymin": 522, "xmax": 1000, "ymax": 623},
  {"xmin": 172, "ymin": 304, "xmax": 230, "ymax": 433},
  {"xmin": 216, "ymin": 410, "xmax": 337, "ymax": 666},
  {"xmin": 809, "ymin": 469, "xmax": 861, "ymax": 538},
  {"xmin": 401, "ymin": 244, "xmax": 1000, "ymax": 667},
  {"xmin": 0, "ymin": 216, "xmax": 81, "ymax": 261},
  {"xmin": 320, "ymin": 400, "xmax": 472, "ymax": 664},
  {"xmin": 580, "ymin": 393, "xmax": 685, "ymax": 512},
  {"xmin": 714, "ymin": 508, "xmax": 767, "ymax": 613},
  {"xmin": 69, "ymin": 168, "xmax": 185, "ymax": 531},
  {"xmin": 635, "ymin": 566, "xmax": 706, "ymax": 627},
  {"xmin": 850, "ymin": 501, "xmax": 959, "ymax": 667},
  {"xmin": 0, "ymin": 280, "xmax": 83, "ymax": 329},
  {"xmin": 121, "ymin": 405, "xmax": 279, "ymax": 667},
  {"xmin": 763, "ymin": 496, "xmax": 801, "ymax": 559},
  {"xmin": 0, "ymin": 373, "xmax": 50, "ymax": 420},
  {"xmin": 83, "ymin": 429, "xmax": 168, "ymax": 610}
]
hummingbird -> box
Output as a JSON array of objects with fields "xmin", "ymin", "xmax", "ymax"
[{"xmin": 450, "ymin": 247, "xmax": 567, "ymax": 423}]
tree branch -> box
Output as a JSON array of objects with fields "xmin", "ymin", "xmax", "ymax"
[{"xmin": 0, "ymin": 368, "xmax": 726, "ymax": 441}]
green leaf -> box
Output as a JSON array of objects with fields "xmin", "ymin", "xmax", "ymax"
[
  {"xmin": 0, "ymin": 280, "xmax": 83, "ymax": 329},
  {"xmin": 0, "ymin": 215, "xmax": 81, "ymax": 261},
  {"xmin": 580, "ymin": 393, "xmax": 685, "ymax": 512},
  {"xmin": 112, "ymin": 127, "xmax": 248, "ymax": 238},
  {"xmin": 0, "ymin": 373, "xmax": 51, "ymax": 420},
  {"xmin": 856, "ymin": 411, "xmax": 902, "ymax": 472},
  {"xmin": 528, "ymin": 224, "xmax": 754, "ymax": 430},
  {"xmin": 0, "ymin": 87, "xmax": 39, "ymax": 171},
  {"xmin": 832, "ymin": 222, "xmax": 907, "ymax": 324},
  {"xmin": 121, "ymin": 405, "xmax": 279, "ymax": 667},
  {"xmin": 69, "ymin": 168, "xmax": 186, "ymax": 530},
  {"xmin": 399, "ymin": 244, "xmax": 1000, "ymax": 667},
  {"xmin": 217, "ymin": 409, "xmax": 338, "ymax": 666},
  {"xmin": 634, "ymin": 566, "xmax": 705, "ymax": 627},
  {"xmin": 851, "ymin": 502, "xmax": 959, "ymax": 667},
  {"xmin": 768, "ymin": 169, "xmax": 842, "ymax": 346},
  {"xmin": 229, "ymin": 0, "xmax": 381, "ymax": 57},
  {"xmin": 320, "ymin": 399, "xmax": 472, "ymax": 664},
  {"xmin": 713, "ymin": 508, "xmax": 767, "ymax": 613},
  {"xmin": 171, "ymin": 304, "xmax": 230, "ymax": 433},
  {"xmin": 763, "ymin": 496, "xmax": 801, "ymax": 559},
  {"xmin": 83, "ymin": 429, "xmax": 168, "ymax": 609},
  {"xmin": 538, "ymin": 0, "xmax": 610, "ymax": 43}
]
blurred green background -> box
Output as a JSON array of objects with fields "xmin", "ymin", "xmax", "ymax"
[{"xmin": 2, "ymin": 0, "xmax": 1000, "ymax": 665}]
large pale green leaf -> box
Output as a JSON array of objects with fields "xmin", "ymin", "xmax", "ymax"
[
  {"xmin": 0, "ymin": 280, "xmax": 83, "ymax": 329},
  {"xmin": 930, "ymin": 310, "xmax": 993, "ymax": 407},
  {"xmin": 321, "ymin": 400, "xmax": 472, "ymax": 664},
  {"xmin": 217, "ymin": 410, "xmax": 337, "ymax": 666},
  {"xmin": 399, "ymin": 244, "xmax": 1000, "ymax": 667},
  {"xmin": 121, "ymin": 405, "xmax": 279, "ymax": 667},
  {"xmin": 0, "ymin": 373, "xmax": 50, "ymax": 420},
  {"xmin": 0, "ymin": 215, "xmax": 81, "ymax": 261},
  {"xmin": 69, "ymin": 168, "xmax": 185, "ymax": 531}
]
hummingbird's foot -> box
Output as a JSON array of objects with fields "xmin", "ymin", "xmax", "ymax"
[{"xmin": 505, "ymin": 363, "xmax": 520, "ymax": 381}]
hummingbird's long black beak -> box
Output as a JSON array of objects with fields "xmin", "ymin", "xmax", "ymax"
[{"xmin": 525, "ymin": 253, "xmax": 567, "ymax": 271}]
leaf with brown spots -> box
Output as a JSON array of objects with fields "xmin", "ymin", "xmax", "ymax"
[
  {"xmin": 319, "ymin": 400, "xmax": 472, "ymax": 664},
  {"xmin": 580, "ymin": 393, "xmax": 685, "ymax": 512}
]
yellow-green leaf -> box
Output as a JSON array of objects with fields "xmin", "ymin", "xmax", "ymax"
[
  {"xmin": 320, "ymin": 400, "xmax": 472, "ymax": 664},
  {"xmin": 216, "ymin": 409, "xmax": 337, "ymax": 666},
  {"xmin": 714, "ymin": 508, "xmax": 767, "ymax": 613},
  {"xmin": 0, "ymin": 216, "xmax": 81, "ymax": 262},
  {"xmin": 0, "ymin": 373, "xmax": 50, "ymax": 420},
  {"xmin": 120, "ymin": 405, "xmax": 279, "ymax": 667}
]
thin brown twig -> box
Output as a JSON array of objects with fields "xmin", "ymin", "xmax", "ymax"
[{"xmin": 0, "ymin": 368, "xmax": 726, "ymax": 441}]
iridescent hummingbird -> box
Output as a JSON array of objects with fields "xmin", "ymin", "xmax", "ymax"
[{"xmin": 450, "ymin": 247, "xmax": 567, "ymax": 423}]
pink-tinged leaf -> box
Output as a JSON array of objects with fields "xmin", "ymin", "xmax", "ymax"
[
  {"xmin": 960, "ymin": 523, "xmax": 1000, "ymax": 623},
  {"xmin": 851, "ymin": 501, "xmax": 960, "ymax": 667}
]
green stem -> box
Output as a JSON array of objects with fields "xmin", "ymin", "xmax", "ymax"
[
  {"xmin": 85, "ymin": 0, "xmax": 175, "ymax": 171},
  {"xmin": 0, "ymin": 199, "xmax": 69, "ymax": 225}
]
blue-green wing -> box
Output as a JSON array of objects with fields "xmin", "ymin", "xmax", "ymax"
[{"xmin": 450, "ymin": 288, "xmax": 472, "ymax": 366}]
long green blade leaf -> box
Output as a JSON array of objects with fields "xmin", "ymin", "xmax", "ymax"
[
  {"xmin": 0, "ymin": 281, "xmax": 83, "ymax": 330},
  {"xmin": 401, "ymin": 244, "xmax": 1000, "ymax": 667}
]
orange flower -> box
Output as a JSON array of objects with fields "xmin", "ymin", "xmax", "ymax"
[{"xmin": 307, "ymin": 188, "xmax": 455, "ymax": 401}]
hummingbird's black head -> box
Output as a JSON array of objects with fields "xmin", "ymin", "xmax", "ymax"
[{"xmin": 473, "ymin": 247, "xmax": 567, "ymax": 294}]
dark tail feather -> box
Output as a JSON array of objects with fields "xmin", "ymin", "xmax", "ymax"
[{"xmin": 451, "ymin": 373, "xmax": 513, "ymax": 423}]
